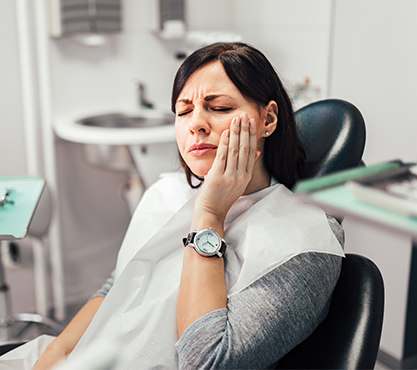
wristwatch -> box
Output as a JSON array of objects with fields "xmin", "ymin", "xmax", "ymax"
[{"xmin": 182, "ymin": 228, "xmax": 227, "ymax": 257}]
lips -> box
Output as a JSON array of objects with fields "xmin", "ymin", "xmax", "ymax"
[{"xmin": 187, "ymin": 143, "xmax": 217, "ymax": 157}]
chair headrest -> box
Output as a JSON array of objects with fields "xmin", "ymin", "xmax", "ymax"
[{"xmin": 295, "ymin": 99, "xmax": 366, "ymax": 179}]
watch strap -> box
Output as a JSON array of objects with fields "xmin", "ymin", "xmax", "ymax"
[
  {"xmin": 182, "ymin": 230, "xmax": 197, "ymax": 247},
  {"xmin": 217, "ymin": 239, "xmax": 227, "ymax": 257}
]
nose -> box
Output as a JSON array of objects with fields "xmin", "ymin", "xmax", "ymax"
[{"xmin": 188, "ymin": 108, "xmax": 210, "ymax": 135}]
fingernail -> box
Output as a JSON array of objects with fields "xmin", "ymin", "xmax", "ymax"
[
  {"xmin": 225, "ymin": 129, "xmax": 230, "ymax": 137},
  {"xmin": 250, "ymin": 119, "xmax": 255, "ymax": 128},
  {"xmin": 242, "ymin": 112, "xmax": 248, "ymax": 123},
  {"xmin": 235, "ymin": 116, "xmax": 241, "ymax": 127}
]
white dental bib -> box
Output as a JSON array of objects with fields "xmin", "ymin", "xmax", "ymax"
[{"xmin": 68, "ymin": 172, "xmax": 344, "ymax": 369}]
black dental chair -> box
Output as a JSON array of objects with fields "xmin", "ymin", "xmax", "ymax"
[{"xmin": 275, "ymin": 99, "xmax": 384, "ymax": 369}]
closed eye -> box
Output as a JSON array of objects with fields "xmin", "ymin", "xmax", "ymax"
[
  {"xmin": 212, "ymin": 107, "xmax": 233, "ymax": 113},
  {"xmin": 177, "ymin": 110, "xmax": 192, "ymax": 117}
]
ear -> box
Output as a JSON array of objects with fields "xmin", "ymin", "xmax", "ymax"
[{"xmin": 262, "ymin": 101, "xmax": 278, "ymax": 137}]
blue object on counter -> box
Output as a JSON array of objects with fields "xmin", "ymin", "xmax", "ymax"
[{"xmin": 0, "ymin": 177, "xmax": 45, "ymax": 240}]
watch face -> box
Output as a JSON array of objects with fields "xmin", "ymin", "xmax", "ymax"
[{"xmin": 194, "ymin": 229, "xmax": 221, "ymax": 256}]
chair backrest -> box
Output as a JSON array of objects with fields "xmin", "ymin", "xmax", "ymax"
[
  {"xmin": 275, "ymin": 254, "xmax": 385, "ymax": 370},
  {"xmin": 295, "ymin": 99, "xmax": 366, "ymax": 180}
]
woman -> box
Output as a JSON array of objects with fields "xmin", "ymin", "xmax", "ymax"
[{"xmin": 33, "ymin": 42, "xmax": 344, "ymax": 369}]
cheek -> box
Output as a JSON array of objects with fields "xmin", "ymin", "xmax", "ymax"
[
  {"xmin": 175, "ymin": 124, "xmax": 186, "ymax": 153},
  {"xmin": 215, "ymin": 116, "xmax": 233, "ymax": 132},
  {"xmin": 253, "ymin": 117, "xmax": 266, "ymax": 151}
]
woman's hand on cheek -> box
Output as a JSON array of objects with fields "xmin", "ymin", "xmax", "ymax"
[{"xmin": 195, "ymin": 112, "xmax": 258, "ymax": 224}]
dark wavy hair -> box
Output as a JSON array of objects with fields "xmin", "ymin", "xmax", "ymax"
[{"xmin": 171, "ymin": 42, "xmax": 305, "ymax": 189}]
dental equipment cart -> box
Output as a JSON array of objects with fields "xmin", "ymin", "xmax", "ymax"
[{"xmin": 0, "ymin": 177, "xmax": 61, "ymax": 344}]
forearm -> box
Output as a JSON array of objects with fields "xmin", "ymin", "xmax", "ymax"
[
  {"xmin": 177, "ymin": 212, "xmax": 227, "ymax": 338},
  {"xmin": 177, "ymin": 247, "xmax": 227, "ymax": 337},
  {"xmin": 34, "ymin": 296, "xmax": 103, "ymax": 369},
  {"xmin": 56, "ymin": 296, "xmax": 103, "ymax": 353}
]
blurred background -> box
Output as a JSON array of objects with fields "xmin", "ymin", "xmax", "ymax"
[{"xmin": 0, "ymin": 0, "xmax": 416, "ymax": 367}]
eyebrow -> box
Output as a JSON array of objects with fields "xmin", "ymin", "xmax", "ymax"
[{"xmin": 176, "ymin": 94, "xmax": 235, "ymax": 105}]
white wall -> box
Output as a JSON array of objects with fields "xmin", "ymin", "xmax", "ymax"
[
  {"xmin": 0, "ymin": 1, "xmax": 27, "ymax": 176},
  {"xmin": 330, "ymin": 0, "xmax": 417, "ymax": 165},
  {"xmin": 232, "ymin": 0, "xmax": 333, "ymax": 103}
]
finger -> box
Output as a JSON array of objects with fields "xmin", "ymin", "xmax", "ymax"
[
  {"xmin": 208, "ymin": 128, "xmax": 229, "ymax": 176},
  {"xmin": 246, "ymin": 118, "xmax": 258, "ymax": 173},
  {"xmin": 226, "ymin": 116, "xmax": 241, "ymax": 171},
  {"xmin": 237, "ymin": 113, "xmax": 251, "ymax": 172}
]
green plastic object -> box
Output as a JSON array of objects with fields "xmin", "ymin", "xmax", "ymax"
[
  {"xmin": 293, "ymin": 160, "xmax": 404, "ymax": 194},
  {"xmin": 309, "ymin": 183, "xmax": 417, "ymax": 237},
  {"xmin": 0, "ymin": 177, "xmax": 45, "ymax": 240}
]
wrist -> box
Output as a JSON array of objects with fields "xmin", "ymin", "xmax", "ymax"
[
  {"xmin": 190, "ymin": 210, "xmax": 224, "ymax": 238},
  {"xmin": 190, "ymin": 221, "xmax": 224, "ymax": 239}
]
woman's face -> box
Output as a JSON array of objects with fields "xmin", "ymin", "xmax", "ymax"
[{"xmin": 175, "ymin": 61, "xmax": 266, "ymax": 177}]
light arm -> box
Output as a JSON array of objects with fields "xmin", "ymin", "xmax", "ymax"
[
  {"xmin": 177, "ymin": 213, "xmax": 227, "ymax": 338},
  {"xmin": 177, "ymin": 113, "xmax": 258, "ymax": 337},
  {"xmin": 34, "ymin": 296, "xmax": 103, "ymax": 370}
]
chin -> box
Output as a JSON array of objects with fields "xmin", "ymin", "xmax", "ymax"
[
  {"xmin": 186, "ymin": 161, "xmax": 212, "ymax": 178},
  {"xmin": 190, "ymin": 167, "xmax": 210, "ymax": 178}
]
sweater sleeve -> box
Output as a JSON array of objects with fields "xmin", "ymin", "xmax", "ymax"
[
  {"xmin": 90, "ymin": 270, "xmax": 115, "ymax": 299},
  {"xmin": 175, "ymin": 216, "xmax": 344, "ymax": 369}
]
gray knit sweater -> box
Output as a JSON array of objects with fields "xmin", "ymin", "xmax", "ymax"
[{"xmin": 93, "ymin": 216, "xmax": 343, "ymax": 369}]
